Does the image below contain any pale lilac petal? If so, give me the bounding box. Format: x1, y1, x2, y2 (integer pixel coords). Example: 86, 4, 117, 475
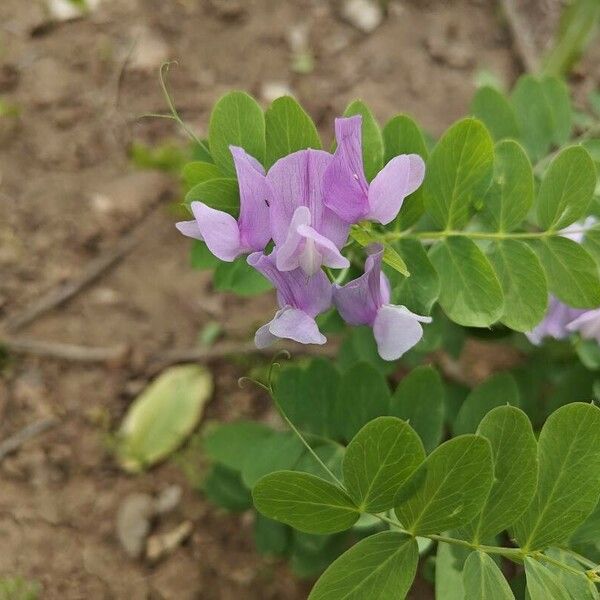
267, 149, 333, 245
560, 216, 598, 243
373, 305, 432, 361
255, 322, 277, 349
191, 201, 241, 262
406, 154, 426, 195
567, 308, 600, 343
267, 307, 326, 345
230, 146, 271, 251
333, 245, 386, 325
366, 155, 412, 225
297, 225, 350, 271
526, 296, 585, 344
276, 206, 312, 272
175, 219, 203, 240
247, 251, 332, 317
323, 116, 369, 224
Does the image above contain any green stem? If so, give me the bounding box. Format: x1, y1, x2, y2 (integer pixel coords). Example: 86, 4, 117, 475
382, 228, 590, 243
560, 548, 598, 570
533, 551, 588, 578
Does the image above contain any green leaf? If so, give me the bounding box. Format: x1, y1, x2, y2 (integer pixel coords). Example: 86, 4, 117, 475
537, 146, 596, 231
337, 362, 390, 442
308, 532, 418, 600
213, 256, 272, 296
571, 500, 600, 545
203, 464, 252, 511
182, 161, 222, 187
513, 402, 600, 550
424, 117, 494, 229
190, 240, 220, 270
294, 441, 345, 485
454, 373, 520, 436
383, 114, 429, 229
208, 91, 266, 177
265, 96, 322, 168
469, 406, 538, 542
394, 435, 493, 535
524, 558, 571, 600
203, 420, 272, 471
117, 365, 213, 472
275, 359, 342, 439
391, 239, 440, 315
241, 431, 305, 488
480, 140, 534, 232
254, 514, 291, 557
343, 100, 384, 182
337, 326, 396, 377
470, 86, 520, 142
290, 531, 348, 579
463, 551, 515, 599
429, 236, 504, 327
342, 417, 425, 512
185, 177, 240, 216
488, 240, 548, 332
531, 236, 600, 308
541, 77, 572, 146
511, 75, 554, 162
545, 548, 600, 600
350, 227, 409, 276
389, 365, 445, 453
253, 471, 359, 534
435, 542, 470, 600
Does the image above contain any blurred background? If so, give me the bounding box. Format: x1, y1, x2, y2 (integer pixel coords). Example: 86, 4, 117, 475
0, 0, 598, 598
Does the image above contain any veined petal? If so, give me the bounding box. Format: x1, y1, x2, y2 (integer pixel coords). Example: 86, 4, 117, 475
230, 146, 271, 252
267, 306, 327, 346
175, 219, 203, 240
373, 304, 431, 361
333, 245, 386, 325
323, 115, 369, 224
297, 225, 350, 271
254, 321, 278, 349
367, 154, 424, 225
267, 149, 333, 245
567, 308, 600, 342
247, 251, 332, 317
276, 206, 312, 272
191, 201, 241, 261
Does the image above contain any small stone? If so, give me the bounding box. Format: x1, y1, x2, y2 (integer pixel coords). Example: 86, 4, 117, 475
260, 81, 294, 103
340, 0, 384, 34
45, 0, 101, 21
146, 521, 193, 563
154, 485, 182, 515
116, 493, 155, 558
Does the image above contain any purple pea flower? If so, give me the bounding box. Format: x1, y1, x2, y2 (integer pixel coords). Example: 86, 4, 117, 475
247, 250, 332, 347
176, 146, 271, 261
333, 245, 431, 360
567, 309, 600, 343
268, 149, 350, 276
526, 296, 585, 345
323, 116, 425, 225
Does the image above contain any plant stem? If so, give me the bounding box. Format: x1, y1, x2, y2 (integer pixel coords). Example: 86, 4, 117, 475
382, 228, 591, 243
533, 551, 589, 577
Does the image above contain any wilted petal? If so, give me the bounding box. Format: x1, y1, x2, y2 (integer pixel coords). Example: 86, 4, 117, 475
567, 308, 600, 343
175, 219, 203, 240
323, 116, 369, 224
268, 149, 333, 245
247, 251, 332, 317
373, 305, 431, 361
230, 146, 271, 251
190, 201, 241, 261
333, 245, 386, 325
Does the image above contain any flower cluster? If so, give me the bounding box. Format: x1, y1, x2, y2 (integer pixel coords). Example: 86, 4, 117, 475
176, 115, 429, 360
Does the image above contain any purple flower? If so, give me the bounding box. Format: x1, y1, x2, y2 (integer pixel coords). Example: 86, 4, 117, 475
567, 309, 600, 343
247, 250, 332, 347
333, 245, 431, 360
323, 116, 425, 225
526, 296, 585, 345
268, 149, 350, 276
176, 146, 271, 261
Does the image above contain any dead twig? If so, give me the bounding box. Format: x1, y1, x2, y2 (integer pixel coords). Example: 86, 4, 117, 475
499, 0, 540, 73
0, 417, 58, 462
2, 336, 128, 364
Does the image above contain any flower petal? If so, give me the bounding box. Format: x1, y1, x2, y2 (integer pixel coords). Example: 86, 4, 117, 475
367, 155, 414, 225
526, 296, 585, 344
276, 206, 312, 272
297, 225, 350, 271
407, 154, 426, 195
267, 149, 334, 245
254, 321, 278, 349
191, 201, 241, 261
567, 308, 600, 342
323, 116, 369, 224
373, 304, 431, 361
230, 146, 271, 252
247, 251, 332, 316
175, 219, 203, 240
268, 307, 326, 345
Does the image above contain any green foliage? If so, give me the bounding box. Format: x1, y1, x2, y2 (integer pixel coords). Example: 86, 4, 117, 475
470, 86, 520, 142
524, 557, 571, 600
462, 551, 515, 599
0, 577, 39, 600
185, 178, 239, 215
213, 256, 272, 296
116, 365, 213, 472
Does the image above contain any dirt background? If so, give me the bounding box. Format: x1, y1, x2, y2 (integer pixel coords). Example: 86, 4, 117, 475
0, 0, 597, 598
